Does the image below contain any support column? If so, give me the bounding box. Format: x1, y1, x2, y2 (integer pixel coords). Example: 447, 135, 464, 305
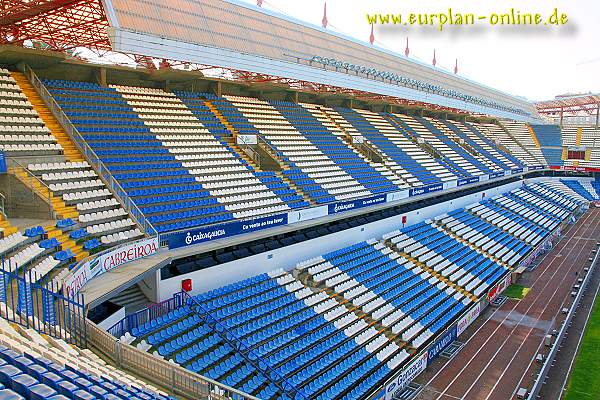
95, 67, 107, 87
559, 107, 564, 129
596, 102, 599, 128
212, 81, 222, 97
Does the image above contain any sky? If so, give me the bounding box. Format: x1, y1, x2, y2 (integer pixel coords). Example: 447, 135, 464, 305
237, 0, 600, 102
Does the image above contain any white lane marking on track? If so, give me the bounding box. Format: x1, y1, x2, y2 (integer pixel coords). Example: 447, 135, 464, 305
429, 211, 595, 400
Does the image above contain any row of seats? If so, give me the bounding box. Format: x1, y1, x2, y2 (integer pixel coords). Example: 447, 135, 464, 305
0, 72, 62, 157
0, 315, 171, 400
124, 180, 587, 399
129, 270, 404, 400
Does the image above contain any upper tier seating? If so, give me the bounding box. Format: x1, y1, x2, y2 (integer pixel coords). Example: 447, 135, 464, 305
45, 80, 306, 234
0, 317, 172, 400
388, 114, 490, 177
0, 69, 62, 156
221, 95, 387, 203
561, 126, 600, 168
500, 121, 548, 165
298, 103, 409, 189
441, 119, 524, 170
530, 124, 562, 148
334, 107, 456, 185
562, 126, 600, 148
473, 122, 541, 166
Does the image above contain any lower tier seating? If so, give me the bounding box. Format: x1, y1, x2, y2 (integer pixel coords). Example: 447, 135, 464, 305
124, 181, 587, 400
0, 317, 171, 400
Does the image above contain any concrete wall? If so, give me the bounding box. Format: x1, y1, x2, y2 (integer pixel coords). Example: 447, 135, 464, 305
158, 179, 534, 301
0, 174, 53, 219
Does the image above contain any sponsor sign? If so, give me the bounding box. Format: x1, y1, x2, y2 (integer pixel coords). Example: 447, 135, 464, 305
457, 302, 481, 336
487, 273, 512, 302
386, 190, 410, 203
478, 174, 489, 182
385, 352, 428, 400
287, 205, 328, 224
489, 171, 505, 179
427, 326, 457, 365
409, 183, 444, 197
457, 177, 479, 186
168, 213, 288, 249
327, 194, 386, 215
64, 237, 159, 296
512, 167, 524, 174
236, 134, 257, 145
443, 181, 457, 190
550, 165, 600, 173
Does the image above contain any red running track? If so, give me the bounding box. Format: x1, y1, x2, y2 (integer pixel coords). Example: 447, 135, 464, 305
419, 208, 600, 400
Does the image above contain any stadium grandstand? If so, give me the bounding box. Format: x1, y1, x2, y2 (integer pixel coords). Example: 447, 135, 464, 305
0, 1, 598, 400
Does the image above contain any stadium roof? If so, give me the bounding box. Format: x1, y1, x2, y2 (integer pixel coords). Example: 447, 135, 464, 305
534, 93, 600, 115
1, 0, 539, 121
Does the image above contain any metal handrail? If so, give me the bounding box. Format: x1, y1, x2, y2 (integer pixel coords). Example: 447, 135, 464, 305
236, 136, 261, 168
7, 157, 53, 217
85, 317, 260, 400
23, 65, 158, 239
0, 191, 5, 216
183, 292, 308, 400
257, 134, 280, 159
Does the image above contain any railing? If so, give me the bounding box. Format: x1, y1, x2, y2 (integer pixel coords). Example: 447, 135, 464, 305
257, 134, 281, 161
236, 136, 262, 169
183, 292, 308, 400
86, 317, 259, 400
108, 292, 185, 338
0, 192, 5, 216
6, 157, 53, 219
23, 65, 158, 239
527, 238, 600, 399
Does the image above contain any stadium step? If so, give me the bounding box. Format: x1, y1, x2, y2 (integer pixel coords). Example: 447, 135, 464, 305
432, 219, 511, 271
110, 284, 151, 314
46, 227, 89, 261
384, 241, 478, 302
204, 100, 237, 137
0, 215, 18, 237
11, 166, 80, 220
11, 72, 85, 162
275, 171, 313, 205
576, 127, 583, 146
221, 136, 260, 169
497, 122, 541, 162
526, 124, 542, 148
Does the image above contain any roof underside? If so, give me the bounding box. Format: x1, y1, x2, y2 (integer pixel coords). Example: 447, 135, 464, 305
535, 94, 600, 115
0, 0, 535, 120
0, 0, 110, 51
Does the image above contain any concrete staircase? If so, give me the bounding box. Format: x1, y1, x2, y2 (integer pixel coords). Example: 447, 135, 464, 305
10, 166, 79, 220
46, 226, 88, 262
110, 284, 151, 314
526, 124, 542, 149
205, 100, 237, 137
0, 214, 18, 237
576, 127, 582, 146
11, 72, 84, 162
